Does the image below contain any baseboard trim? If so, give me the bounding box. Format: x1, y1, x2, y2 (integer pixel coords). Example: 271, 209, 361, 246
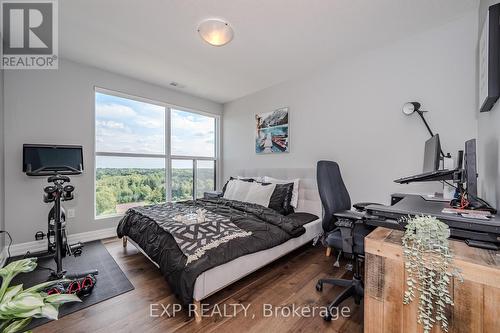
8, 227, 117, 258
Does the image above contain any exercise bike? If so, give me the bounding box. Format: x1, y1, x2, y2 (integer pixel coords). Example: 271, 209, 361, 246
32, 175, 98, 279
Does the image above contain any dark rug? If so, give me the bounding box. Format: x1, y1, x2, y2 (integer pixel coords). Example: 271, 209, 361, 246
7, 240, 134, 330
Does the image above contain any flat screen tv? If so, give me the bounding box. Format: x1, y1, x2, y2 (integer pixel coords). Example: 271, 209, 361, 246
23, 144, 84, 176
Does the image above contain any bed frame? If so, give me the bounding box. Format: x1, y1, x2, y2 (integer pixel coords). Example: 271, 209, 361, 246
122, 168, 322, 322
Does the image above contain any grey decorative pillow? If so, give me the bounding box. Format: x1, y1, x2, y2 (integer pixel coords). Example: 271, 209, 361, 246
264, 182, 295, 215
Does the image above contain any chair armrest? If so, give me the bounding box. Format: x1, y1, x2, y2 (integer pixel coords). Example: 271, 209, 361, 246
334, 210, 365, 221
332, 210, 365, 254
353, 202, 383, 211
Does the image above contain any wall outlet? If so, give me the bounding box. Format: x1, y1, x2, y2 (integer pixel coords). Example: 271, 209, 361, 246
67, 209, 76, 219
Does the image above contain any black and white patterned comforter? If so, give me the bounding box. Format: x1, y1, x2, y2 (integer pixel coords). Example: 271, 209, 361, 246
116, 198, 311, 305
128, 203, 252, 265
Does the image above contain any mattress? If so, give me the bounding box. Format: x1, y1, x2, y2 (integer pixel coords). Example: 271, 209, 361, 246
192, 217, 322, 300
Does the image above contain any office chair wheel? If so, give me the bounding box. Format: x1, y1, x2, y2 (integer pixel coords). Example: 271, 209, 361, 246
316, 281, 323, 292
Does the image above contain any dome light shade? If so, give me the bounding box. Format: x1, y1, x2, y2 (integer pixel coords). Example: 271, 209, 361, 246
198, 19, 233, 46
402, 102, 420, 115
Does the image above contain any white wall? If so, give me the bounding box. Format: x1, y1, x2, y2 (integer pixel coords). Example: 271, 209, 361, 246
0, 68, 4, 250
223, 11, 478, 207
478, 0, 500, 209
3, 59, 222, 244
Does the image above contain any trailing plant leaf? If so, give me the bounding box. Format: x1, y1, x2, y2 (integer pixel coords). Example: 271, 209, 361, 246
402, 215, 462, 333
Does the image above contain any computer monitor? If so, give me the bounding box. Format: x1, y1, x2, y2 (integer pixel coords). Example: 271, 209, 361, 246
422, 134, 441, 173
23, 144, 84, 176
464, 139, 478, 204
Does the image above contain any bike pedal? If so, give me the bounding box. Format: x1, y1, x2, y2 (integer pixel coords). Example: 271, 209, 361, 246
35, 231, 45, 241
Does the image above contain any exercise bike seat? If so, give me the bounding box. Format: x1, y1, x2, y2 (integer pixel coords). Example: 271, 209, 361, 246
48, 175, 71, 183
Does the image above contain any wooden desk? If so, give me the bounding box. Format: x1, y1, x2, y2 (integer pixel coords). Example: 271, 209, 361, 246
364, 227, 500, 333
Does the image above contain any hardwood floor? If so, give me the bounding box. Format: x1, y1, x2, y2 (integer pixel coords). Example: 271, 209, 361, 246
35, 238, 363, 333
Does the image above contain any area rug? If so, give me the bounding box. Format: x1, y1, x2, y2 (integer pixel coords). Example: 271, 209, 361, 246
7, 240, 134, 329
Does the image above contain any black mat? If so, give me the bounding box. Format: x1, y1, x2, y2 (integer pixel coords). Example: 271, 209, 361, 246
8, 240, 134, 329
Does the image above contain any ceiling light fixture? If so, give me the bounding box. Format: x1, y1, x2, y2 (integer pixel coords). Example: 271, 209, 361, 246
197, 19, 233, 47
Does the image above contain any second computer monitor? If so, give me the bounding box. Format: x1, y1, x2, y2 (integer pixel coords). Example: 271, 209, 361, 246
423, 134, 441, 173
464, 138, 478, 200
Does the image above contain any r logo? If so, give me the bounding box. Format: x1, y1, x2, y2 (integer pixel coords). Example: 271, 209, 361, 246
1, 0, 57, 68
2, 2, 53, 54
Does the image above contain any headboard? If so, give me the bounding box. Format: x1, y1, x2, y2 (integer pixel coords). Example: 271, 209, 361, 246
236, 168, 323, 218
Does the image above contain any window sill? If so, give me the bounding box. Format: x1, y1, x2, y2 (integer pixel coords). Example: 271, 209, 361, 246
95, 213, 124, 221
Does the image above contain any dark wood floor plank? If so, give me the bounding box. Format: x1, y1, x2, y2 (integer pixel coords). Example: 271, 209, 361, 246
34, 238, 363, 333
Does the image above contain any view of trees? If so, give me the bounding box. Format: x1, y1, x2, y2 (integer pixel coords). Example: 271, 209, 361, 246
95, 168, 214, 217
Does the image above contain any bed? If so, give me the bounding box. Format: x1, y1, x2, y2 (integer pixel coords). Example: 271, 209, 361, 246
117, 168, 322, 320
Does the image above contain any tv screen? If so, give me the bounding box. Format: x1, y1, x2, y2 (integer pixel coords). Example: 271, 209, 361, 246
23, 144, 84, 176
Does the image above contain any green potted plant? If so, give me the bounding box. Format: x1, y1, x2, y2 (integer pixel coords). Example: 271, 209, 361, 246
0, 258, 81, 333
402, 215, 462, 333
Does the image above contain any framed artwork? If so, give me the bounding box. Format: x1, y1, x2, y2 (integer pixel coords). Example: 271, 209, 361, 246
479, 3, 500, 112
255, 107, 289, 154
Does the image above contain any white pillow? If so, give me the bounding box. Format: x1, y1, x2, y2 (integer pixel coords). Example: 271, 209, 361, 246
244, 182, 276, 207
263, 176, 300, 208
223, 179, 253, 202
237, 175, 263, 182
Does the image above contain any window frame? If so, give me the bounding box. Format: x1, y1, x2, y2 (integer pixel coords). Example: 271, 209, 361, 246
93, 87, 220, 219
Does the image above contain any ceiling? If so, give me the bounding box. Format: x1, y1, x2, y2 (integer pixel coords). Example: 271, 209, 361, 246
60, 0, 478, 103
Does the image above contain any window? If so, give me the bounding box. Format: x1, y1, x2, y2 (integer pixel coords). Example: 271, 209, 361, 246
95, 89, 218, 218
170, 109, 217, 201
171, 109, 215, 157
196, 160, 215, 199
95, 92, 165, 154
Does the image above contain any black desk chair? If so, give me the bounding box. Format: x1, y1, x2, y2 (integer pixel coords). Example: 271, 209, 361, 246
315, 160, 379, 321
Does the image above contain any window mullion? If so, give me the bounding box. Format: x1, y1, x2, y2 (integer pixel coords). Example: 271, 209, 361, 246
96, 152, 166, 159
193, 159, 197, 199
214, 159, 217, 192
216, 116, 220, 190
170, 155, 215, 161
166, 107, 172, 202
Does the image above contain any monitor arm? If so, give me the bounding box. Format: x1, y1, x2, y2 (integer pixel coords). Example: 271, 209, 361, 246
416, 110, 446, 158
